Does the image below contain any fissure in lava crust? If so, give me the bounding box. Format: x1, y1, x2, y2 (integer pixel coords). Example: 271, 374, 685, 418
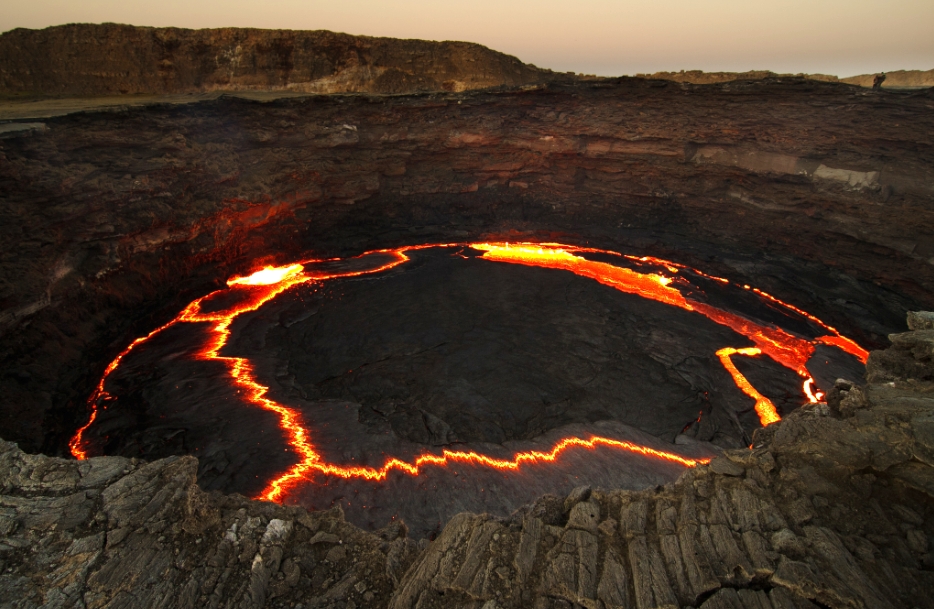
69, 242, 869, 506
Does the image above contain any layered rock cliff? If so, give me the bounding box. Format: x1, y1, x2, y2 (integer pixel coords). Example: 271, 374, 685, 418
0, 23, 555, 97
2, 311, 932, 608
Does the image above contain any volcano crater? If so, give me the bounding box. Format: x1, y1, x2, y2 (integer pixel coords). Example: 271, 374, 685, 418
75, 244, 867, 537
3, 78, 933, 542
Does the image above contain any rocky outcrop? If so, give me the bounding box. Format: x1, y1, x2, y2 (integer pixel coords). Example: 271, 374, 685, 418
3, 312, 933, 608
866, 311, 934, 384
0, 23, 555, 97
841, 69, 934, 89
392, 312, 934, 608
636, 69, 934, 89
635, 70, 840, 85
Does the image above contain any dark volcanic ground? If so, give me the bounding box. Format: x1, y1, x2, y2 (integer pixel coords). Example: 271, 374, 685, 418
80, 246, 864, 536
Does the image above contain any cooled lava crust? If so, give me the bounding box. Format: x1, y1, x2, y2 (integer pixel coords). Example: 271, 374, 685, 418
1, 78, 933, 534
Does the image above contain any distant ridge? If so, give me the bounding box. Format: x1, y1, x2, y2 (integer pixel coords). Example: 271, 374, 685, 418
840, 69, 934, 89
0, 23, 556, 97
637, 69, 934, 88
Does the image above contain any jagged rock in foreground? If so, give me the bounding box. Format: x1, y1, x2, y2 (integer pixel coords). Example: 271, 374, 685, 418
841, 69, 934, 89
393, 313, 934, 609
2, 313, 934, 608
0, 445, 423, 608
0, 23, 554, 98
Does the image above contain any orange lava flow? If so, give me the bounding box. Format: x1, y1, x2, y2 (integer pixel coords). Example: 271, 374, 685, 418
620, 253, 868, 365
226, 263, 304, 286
472, 243, 693, 310
70, 241, 869, 504
715, 348, 781, 426
803, 378, 825, 404
815, 335, 869, 363
690, 303, 815, 376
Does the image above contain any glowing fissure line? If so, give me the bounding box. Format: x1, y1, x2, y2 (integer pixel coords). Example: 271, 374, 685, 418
261, 436, 708, 503
69, 318, 181, 460
715, 348, 781, 426
814, 335, 869, 363
69, 251, 411, 462
472, 243, 692, 310
227, 263, 303, 286
70, 241, 867, 505
561, 246, 866, 365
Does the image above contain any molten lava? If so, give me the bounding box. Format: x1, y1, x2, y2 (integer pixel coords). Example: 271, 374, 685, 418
71, 242, 868, 506
226, 263, 304, 286
715, 348, 781, 426
472, 243, 691, 310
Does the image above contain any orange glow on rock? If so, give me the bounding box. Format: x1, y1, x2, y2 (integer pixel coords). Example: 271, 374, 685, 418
68, 318, 181, 460
70, 241, 868, 506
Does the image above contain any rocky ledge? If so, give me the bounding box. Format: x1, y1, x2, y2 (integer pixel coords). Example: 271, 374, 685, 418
1, 311, 932, 609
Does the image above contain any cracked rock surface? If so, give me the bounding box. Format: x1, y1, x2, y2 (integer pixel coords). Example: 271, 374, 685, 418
2, 311, 934, 608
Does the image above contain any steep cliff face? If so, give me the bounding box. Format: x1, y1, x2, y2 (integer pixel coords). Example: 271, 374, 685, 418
0, 23, 555, 97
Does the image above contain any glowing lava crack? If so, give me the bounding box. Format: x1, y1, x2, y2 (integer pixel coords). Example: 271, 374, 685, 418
70, 243, 869, 504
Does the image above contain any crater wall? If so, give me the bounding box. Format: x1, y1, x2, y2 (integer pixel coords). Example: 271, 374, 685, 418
1, 78, 933, 459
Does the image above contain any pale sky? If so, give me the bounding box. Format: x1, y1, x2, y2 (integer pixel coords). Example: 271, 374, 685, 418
2, 0, 931, 78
